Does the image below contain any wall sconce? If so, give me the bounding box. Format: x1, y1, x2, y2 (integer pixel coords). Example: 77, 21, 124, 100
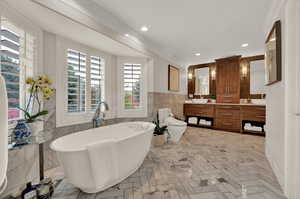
188, 73, 193, 80
211, 70, 216, 80
241, 66, 247, 78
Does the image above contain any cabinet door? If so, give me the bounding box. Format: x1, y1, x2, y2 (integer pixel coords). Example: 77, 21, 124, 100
216, 57, 241, 103
216, 64, 227, 98
227, 62, 240, 102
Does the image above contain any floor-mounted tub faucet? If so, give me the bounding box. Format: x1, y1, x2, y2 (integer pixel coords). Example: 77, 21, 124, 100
93, 101, 109, 128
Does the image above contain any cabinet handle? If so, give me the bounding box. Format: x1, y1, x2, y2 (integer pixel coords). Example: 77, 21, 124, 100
256, 116, 265, 118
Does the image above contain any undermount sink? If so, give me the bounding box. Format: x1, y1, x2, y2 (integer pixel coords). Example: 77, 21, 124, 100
192, 99, 208, 104
251, 99, 266, 105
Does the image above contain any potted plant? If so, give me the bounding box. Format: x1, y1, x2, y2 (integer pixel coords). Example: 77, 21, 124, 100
210, 95, 216, 103
18, 75, 54, 136
152, 119, 168, 146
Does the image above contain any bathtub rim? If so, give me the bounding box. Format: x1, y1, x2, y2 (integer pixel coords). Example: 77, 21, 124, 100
50, 121, 155, 153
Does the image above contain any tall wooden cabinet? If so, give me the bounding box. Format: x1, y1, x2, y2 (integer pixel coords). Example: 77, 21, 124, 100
216, 56, 241, 103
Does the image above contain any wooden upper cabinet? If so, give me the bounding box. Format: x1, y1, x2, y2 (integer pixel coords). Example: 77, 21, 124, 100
216, 56, 241, 103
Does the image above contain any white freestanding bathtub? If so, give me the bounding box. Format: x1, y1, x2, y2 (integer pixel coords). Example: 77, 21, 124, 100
50, 122, 155, 193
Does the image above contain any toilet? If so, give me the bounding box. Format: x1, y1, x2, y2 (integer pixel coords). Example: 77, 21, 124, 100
158, 108, 187, 143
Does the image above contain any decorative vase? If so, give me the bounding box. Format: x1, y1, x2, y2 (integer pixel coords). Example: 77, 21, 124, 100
152, 134, 166, 147
12, 120, 32, 146
27, 121, 44, 136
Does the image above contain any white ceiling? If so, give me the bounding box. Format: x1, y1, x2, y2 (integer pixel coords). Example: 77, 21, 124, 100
92, 0, 274, 65
6, 0, 145, 57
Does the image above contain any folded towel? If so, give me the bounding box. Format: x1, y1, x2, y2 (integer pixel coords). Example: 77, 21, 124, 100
245, 126, 262, 131
87, 139, 118, 187
188, 117, 197, 124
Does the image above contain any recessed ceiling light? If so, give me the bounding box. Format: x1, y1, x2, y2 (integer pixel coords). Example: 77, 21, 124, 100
241, 43, 249, 47
125, 34, 129, 37
141, 26, 149, 32
195, 53, 201, 56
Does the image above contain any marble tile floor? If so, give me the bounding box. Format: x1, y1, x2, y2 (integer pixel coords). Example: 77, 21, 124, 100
50, 127, 287, 199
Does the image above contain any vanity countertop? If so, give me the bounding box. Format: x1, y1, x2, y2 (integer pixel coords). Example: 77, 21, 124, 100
184, 102, 266, 106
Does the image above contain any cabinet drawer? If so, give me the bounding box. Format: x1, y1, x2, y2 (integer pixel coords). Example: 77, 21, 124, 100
241, 106, 266, 122
215, 105, 240, 110
217, 95, 240, 104
241, 113, 265, 122
215, 118, 240, 131
216, 109, 240, 119
184, 104, 214, 117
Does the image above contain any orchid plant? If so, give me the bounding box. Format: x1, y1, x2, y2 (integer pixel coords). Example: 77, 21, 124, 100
19, 75, 55, 123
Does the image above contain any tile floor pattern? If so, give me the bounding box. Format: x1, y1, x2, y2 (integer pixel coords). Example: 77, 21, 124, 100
51, 127, 287, 199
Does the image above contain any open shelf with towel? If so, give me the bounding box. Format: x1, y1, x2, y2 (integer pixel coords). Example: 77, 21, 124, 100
184, 103, 266, 135
187, 116, 214, 128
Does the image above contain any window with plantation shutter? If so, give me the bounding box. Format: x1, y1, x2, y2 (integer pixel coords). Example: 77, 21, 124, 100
123, 63, 141, 109
0, 17, 35, 125
90, 56, 104, 111
67, 49, 86, 112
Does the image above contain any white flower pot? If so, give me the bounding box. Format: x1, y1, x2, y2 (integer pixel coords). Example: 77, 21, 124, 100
27, 121, 44, 136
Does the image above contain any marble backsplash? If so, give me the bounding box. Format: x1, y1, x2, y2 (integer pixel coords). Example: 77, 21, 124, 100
152, 92, 186, 120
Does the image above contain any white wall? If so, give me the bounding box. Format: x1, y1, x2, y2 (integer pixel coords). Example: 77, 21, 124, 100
265, 0, 286, 190
153, 55, 187, 95
265, 1, 300, 199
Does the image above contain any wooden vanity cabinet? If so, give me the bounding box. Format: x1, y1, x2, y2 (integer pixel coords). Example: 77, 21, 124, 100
216, 56, 241, 104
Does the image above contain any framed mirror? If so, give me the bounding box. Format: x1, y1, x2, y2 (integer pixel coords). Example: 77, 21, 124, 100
265, 20, 282, 85
250, 60, 266, 95
194, 67, 209, 95
187, 63, 216, 98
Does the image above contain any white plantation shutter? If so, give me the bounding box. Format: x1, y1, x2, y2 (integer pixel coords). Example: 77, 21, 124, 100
0, 17, 35, 124
67, 49, 86, 112
90, 56, 104, 111
123, 63, 141, 109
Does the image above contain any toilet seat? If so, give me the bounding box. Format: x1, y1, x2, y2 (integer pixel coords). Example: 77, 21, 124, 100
166, 117, 186, 126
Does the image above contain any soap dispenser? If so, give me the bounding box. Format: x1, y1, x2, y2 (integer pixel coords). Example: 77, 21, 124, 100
21, 182, 38, 199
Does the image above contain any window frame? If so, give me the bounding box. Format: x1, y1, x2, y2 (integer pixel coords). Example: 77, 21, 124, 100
0, 2, 43, 129
56, 36, 109, 127
117, 57, 148, 118
66, 48, 87, 113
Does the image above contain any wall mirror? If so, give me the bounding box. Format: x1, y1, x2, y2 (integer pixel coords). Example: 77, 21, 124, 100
194, 67, 209, 95
250, 60, 266, 95
188, 63, 216, 98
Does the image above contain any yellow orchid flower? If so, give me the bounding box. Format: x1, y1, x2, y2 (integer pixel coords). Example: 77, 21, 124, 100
26, 77, 35, 85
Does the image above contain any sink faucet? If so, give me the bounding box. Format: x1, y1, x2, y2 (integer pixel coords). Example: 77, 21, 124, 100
93, 101, 109, 128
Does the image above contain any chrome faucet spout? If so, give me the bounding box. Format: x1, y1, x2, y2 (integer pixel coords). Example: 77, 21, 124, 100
93, 101, 109, 128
